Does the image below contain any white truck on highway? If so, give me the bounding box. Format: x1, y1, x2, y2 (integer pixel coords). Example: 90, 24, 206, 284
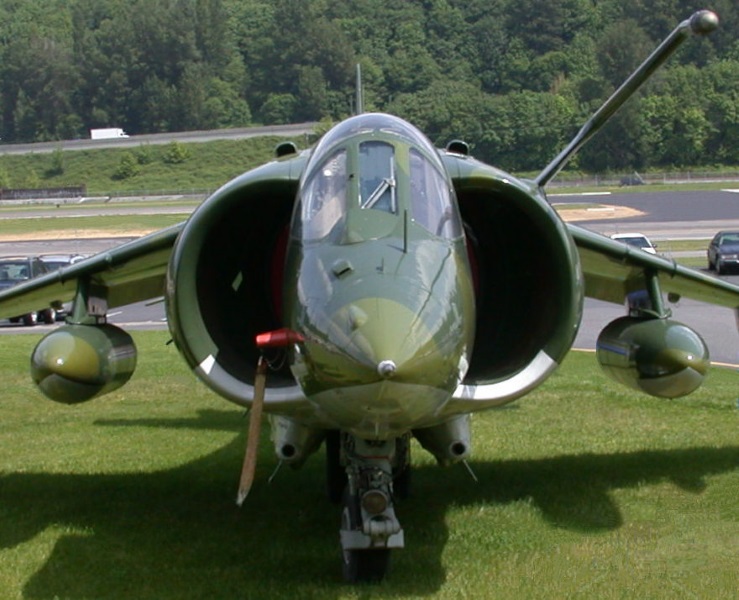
90, 128, 129, 140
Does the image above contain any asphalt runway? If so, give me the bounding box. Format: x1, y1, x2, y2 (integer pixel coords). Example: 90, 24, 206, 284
566, 188, 739, 364
553, 189, 739, 224
553, 188, 739, 239
574, 296, 739, 367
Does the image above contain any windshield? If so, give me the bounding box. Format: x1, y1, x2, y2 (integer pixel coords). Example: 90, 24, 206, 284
719, 233, 739, 246
41, 261, 67, 271
0, 261, 31, 281
300, 149, 347, 241
295, 113, 463, 243
409, 148, 461, 238
625, 237, 649, 248
359, 141, 396, 213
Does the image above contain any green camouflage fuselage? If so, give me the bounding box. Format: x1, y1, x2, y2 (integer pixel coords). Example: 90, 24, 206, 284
283, 115, 475, 438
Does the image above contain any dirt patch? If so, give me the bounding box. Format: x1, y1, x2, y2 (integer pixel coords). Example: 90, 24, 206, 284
556, 205, 644, 221
0, 229, 155, 242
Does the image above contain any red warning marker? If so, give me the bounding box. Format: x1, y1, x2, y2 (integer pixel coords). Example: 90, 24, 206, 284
255, 328, 305, 348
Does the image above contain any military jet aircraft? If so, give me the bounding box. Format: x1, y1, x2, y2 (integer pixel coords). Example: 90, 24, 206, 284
0, 9, 736, 583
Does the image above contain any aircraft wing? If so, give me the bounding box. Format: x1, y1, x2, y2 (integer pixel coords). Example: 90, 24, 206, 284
570, 223, 739, 310
0, 223, 182, 319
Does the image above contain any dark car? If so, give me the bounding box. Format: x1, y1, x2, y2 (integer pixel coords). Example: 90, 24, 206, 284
0, 256, 55, 325
707, 231, 739, 275
39, 253, 86, 271
38, 254, 86, 320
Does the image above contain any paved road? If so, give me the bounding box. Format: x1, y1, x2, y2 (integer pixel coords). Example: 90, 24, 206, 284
559, 189, 739, 364
0, 122, 318, 155
574, 295, 739, 367
554, 189, 739, 240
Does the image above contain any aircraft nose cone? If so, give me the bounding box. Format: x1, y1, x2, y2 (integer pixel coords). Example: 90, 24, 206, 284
335, 297, 462, 389
377, 360, 397, 379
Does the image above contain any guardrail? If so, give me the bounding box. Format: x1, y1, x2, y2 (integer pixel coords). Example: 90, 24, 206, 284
549, 171, 739, 187
0, 186, 86, 201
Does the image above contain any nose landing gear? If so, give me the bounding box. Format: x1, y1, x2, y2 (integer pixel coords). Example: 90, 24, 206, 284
334, 434, 408, 582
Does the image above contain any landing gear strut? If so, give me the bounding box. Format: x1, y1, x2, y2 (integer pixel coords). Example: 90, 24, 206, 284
341, 488, 391, 582
335, 434, 407, 583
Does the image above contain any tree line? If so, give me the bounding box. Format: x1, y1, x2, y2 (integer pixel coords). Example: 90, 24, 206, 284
1, 0, 737, 173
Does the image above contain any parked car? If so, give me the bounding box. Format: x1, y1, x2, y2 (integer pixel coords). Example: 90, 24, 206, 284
38, 254, 86, 320
39, 253, 86, 271
707, 230, 739, 274
610, 232, 657, 255
619, 172, 644, 186
0, 256, 55, 325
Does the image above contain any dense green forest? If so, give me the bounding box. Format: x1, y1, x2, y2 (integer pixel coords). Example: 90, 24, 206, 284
0, 0, 737, 172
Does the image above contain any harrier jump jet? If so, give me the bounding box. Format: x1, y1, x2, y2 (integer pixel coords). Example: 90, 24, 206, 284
0, 9, 735, 583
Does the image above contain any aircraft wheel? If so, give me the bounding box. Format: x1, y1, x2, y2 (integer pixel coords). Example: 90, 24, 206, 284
325, 430, 346, 504
394, 464, 411, 500
340, 490, 390, 583
393, 435, 411, 500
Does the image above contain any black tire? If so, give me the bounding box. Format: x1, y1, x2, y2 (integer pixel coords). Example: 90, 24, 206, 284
393, 464, 411, 500
40, 308, 55, 324
22, 312, 37, 327
342, 547, 391, 583
393, 436, 411, 500
325, 431, 347, 504
716, 261, 723, 275
341, 489, 391, 583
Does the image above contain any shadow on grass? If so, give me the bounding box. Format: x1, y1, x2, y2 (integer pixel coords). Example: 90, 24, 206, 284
1, 409, 737, 598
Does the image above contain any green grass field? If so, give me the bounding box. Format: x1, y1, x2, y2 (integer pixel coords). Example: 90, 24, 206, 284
0, 331, 737, 599
0, 214, 187, 240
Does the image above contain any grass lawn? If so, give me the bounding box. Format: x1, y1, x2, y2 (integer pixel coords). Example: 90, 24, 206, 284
0, 214, 187, 240
656, 240, 709, 253
0, 331, 737, 599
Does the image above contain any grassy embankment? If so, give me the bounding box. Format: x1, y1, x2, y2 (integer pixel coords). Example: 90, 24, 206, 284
0, 135, 307, 196
1, 136, 735, 197
0, 332, 736, 599
0, 137, 295, 240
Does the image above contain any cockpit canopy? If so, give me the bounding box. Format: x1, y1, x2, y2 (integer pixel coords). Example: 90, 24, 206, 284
295, 113, 463, 243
